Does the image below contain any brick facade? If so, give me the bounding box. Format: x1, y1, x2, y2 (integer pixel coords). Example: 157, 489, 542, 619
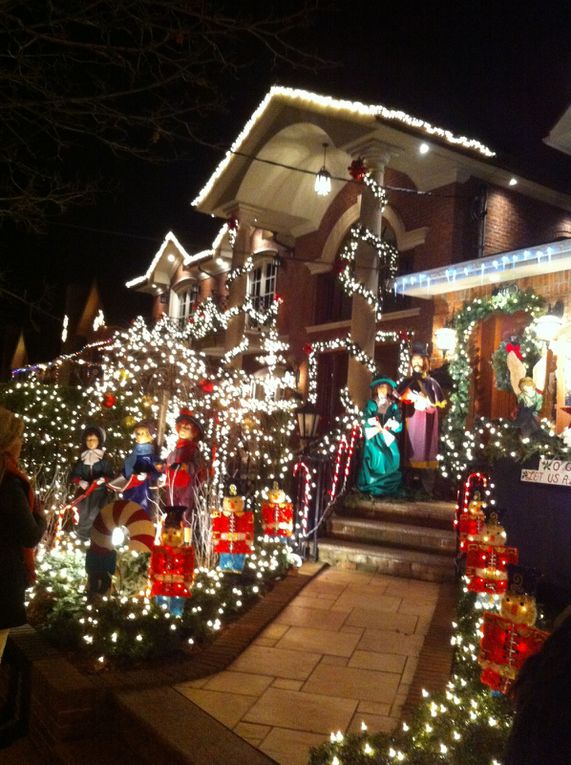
144, 155, 571, 422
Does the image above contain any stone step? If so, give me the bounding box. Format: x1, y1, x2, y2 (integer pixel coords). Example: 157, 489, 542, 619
328, 516, 457, 556
317, 538, 456, 583
52, 737, 131, 765
340, 494, 456, 530
113, 685, 278, 765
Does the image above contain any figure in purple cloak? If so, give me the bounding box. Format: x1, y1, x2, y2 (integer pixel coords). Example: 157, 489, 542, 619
396, 342, 445, 495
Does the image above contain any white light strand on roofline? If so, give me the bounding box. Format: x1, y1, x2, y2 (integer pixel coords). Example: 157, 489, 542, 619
125, 230, 192, 288
191, 86, 496, 208
126, 224, 235, 290
393, 241, 571, 296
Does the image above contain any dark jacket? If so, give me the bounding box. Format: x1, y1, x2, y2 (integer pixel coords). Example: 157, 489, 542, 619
0, 473, 46, 629
70, 454, 114, 485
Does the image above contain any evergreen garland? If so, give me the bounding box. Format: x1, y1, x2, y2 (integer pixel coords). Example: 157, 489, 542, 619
439, 289, 546, 480
28, 536, 292, 667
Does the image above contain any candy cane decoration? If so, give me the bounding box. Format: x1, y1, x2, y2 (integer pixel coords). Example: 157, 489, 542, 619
293, 459, 312, 540
329, 424, 361, 502
90, 500, 155, 553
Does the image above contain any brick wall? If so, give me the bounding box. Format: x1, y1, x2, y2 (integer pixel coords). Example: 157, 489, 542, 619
485, 187, 571, 256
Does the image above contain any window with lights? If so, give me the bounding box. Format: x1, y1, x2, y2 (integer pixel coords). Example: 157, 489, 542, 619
247, 256, 278, 327
170, 281, 200, 326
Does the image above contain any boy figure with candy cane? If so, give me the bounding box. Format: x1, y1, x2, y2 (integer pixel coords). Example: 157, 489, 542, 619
121, 420, 161, 518
163, 410, 204, 528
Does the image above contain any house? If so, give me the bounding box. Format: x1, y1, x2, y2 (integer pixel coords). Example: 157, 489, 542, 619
127, 87, 571, 432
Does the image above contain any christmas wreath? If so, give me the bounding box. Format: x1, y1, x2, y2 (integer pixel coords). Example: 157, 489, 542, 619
490, 328, 543, 392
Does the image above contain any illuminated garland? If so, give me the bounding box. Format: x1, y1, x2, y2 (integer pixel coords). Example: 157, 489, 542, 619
362, 173, 389, 208
307, 331, 412, 404
338, 224, 398, 321
182, 270, 281, 341
12, 338, 109, 378
439, 289, 546, 481
28, 536, 292, 666
192, 85, 495, 208
225, 256, 254, 286
186, 296, 233, 339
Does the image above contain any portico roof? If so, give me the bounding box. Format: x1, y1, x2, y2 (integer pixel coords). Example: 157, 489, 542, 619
191, 86, 571, 238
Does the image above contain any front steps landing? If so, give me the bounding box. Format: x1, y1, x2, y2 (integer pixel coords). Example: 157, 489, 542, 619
320, 493, 457, 583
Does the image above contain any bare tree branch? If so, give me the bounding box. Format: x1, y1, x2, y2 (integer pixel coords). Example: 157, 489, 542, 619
0, 0, 329, 229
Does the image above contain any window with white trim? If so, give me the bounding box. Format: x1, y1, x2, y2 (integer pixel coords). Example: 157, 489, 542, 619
247, 256, 277, 325
172, 282, 200, 325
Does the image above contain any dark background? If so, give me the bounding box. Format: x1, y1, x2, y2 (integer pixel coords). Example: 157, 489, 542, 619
2, 1, 571, 363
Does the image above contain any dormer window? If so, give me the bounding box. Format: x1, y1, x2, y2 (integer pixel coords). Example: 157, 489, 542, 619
171, 281, 200, 325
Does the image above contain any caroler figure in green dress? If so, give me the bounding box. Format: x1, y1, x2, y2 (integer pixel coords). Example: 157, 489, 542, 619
356, 376, 403, 496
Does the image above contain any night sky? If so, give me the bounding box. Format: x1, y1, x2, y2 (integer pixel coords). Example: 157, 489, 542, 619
2, 1, 570, 363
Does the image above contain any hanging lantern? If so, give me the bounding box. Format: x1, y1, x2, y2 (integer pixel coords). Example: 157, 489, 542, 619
314, 142, 332, 197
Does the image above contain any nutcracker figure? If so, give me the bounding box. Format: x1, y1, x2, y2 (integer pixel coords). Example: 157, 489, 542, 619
211, 485, 254, 573
149, 507, 195, 617
457, 491, 487, 553
465, 538, 519, 594
479, 566, 548, 694
261, 482, 294, 540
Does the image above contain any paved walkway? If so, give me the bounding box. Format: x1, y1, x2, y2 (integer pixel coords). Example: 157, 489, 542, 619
175, 565, 442, 765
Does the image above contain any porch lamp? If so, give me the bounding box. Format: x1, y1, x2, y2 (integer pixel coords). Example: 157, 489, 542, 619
296, 401, 321, 448
533, 312, 563, 343
434, 326, 457, 357
314, 143, 332, 197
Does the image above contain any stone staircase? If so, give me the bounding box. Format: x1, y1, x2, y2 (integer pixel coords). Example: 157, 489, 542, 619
318, 493, 457, 582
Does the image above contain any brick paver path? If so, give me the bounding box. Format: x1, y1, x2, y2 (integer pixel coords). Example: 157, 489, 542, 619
175, 565, 443, 765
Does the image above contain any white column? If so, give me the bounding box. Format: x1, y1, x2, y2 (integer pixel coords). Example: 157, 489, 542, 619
224, 207, 254, 368
347, 144, 392, 407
